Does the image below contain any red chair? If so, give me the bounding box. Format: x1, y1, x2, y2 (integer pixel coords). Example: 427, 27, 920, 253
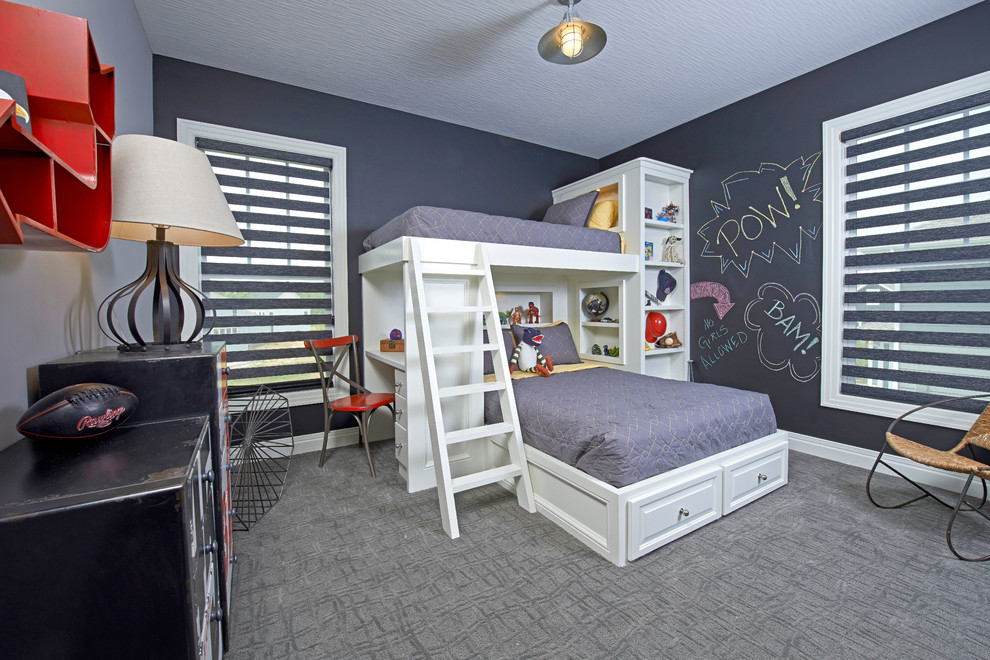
304, 336, 395, 477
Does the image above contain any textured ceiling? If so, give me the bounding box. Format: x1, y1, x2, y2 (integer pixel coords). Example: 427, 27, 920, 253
132, 0, 981, 158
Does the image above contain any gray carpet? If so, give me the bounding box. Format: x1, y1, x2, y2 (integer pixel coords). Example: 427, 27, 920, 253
225, 443, 989, 659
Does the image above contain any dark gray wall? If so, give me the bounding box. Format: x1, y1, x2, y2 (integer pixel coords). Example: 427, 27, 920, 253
153, 57, 597, 434
602, 1, 990, 451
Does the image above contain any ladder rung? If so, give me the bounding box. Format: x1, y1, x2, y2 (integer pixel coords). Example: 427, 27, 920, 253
451, 465, 524, 493
432, 342, 500, 355
425, 305, 494, 315
419, 263, 486, 276
444, 422, 515, 446
439, 381, 505, 398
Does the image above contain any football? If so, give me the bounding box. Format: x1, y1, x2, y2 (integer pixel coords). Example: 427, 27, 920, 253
16, 383, 138, 440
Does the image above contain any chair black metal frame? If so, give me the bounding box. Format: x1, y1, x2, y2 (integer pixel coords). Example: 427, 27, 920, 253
866, 392, 990, 561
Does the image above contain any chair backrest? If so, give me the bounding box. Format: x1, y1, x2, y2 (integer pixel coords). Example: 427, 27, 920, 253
304, 335, 368, 405
963, 401, 990, 451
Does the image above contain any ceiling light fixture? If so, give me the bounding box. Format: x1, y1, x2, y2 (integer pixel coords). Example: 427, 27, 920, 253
538, 0, 606, 65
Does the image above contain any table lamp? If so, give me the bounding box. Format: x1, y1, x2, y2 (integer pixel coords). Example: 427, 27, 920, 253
99, 134, 244, 351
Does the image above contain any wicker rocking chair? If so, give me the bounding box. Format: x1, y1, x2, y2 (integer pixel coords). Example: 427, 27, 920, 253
866, 393, 990, 561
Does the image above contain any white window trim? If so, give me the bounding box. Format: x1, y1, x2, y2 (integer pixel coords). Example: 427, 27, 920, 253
176, 118, 348, 407
821, 71, 990, 431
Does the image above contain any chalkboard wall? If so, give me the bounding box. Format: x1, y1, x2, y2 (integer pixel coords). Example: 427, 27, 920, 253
602, 2, 990, 451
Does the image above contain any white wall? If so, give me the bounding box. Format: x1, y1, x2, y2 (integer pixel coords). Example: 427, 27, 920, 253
0, 0, 153, 449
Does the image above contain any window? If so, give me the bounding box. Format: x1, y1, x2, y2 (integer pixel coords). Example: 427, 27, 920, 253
822, 72, 990, 430
177, 120, 348, 405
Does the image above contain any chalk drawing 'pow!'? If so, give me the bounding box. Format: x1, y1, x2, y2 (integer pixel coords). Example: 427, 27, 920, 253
697, 154, 822, 278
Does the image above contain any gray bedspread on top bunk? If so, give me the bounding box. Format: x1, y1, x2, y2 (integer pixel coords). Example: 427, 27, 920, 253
485, 368, 777, 488
362, 206, 622, 253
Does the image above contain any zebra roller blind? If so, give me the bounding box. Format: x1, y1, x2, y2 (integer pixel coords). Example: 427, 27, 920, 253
196, 137, 334, 393
837, 87, 990, 414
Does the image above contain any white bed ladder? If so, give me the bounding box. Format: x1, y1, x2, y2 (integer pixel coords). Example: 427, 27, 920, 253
408, 241, 536, 539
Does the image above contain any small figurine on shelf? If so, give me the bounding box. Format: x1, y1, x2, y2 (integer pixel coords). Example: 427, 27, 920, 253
510, 306, 523, 325
662, 235, 684, 264
644, 241, 653, 261
591, 344, 602, 355
644, 207, 653, 220
608, 346, 620, 357
526, 301, 540, 324
499, 311, 510, 326
389, 328, 402, 340
659, 202, 679, 223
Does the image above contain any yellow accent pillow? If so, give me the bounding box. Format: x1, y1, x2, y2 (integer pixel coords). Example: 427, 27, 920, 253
587, 200, 618, 230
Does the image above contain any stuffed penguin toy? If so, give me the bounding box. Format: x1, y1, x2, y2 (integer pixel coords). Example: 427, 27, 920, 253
509, 327, 554, 377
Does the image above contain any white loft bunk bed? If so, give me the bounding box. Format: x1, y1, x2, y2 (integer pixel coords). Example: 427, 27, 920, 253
359, 162, 787, 566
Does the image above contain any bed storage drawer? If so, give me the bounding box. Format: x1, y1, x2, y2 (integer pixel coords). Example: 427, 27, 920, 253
627, 466, 722, 561
722, 440, 788, 513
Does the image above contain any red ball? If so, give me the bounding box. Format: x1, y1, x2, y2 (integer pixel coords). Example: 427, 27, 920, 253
17, 383, 138, 440
645, 312, 668, 343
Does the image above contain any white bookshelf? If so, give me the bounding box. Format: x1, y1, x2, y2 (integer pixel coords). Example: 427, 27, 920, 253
552, 158, 693, 379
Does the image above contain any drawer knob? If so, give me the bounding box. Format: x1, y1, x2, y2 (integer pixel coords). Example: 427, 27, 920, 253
395, 442, 404, 450
758, 473, 768, 483
679, 508, 689, 517
395, 409, 404, 421
395, 381, 404, 394
202, 541, 218, 555
203, 470, 215, 484
210, 607, 224, 622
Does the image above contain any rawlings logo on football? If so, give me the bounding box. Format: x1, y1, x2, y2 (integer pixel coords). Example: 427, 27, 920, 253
77, 406, 127, 431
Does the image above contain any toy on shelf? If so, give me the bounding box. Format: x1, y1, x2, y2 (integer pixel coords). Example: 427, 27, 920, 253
526, 301, 540, 324
644, 241, 653, 261
659, 202, 679, 223
644, 207, 653, 219
381, 329, 404, 352
510, 306, 523, 325
591, 344, 602, 355
661, 235, 684, 264
0, 1, 115, 251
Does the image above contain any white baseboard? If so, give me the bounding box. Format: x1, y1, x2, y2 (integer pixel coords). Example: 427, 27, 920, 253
293, 428, 359, 456
785, 429, 983, 496
292, 424, 393, 457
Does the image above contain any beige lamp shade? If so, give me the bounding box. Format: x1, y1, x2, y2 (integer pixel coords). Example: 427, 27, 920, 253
110, 134, 244, 247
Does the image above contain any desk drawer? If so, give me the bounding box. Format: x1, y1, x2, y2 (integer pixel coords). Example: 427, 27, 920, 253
627, 466, 721, 561
394, 422, 408, 467
723, 440, 788, 513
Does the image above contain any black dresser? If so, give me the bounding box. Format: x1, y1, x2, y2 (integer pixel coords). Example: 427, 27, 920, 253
0, 417, 222, 659
35, 342, 235, 648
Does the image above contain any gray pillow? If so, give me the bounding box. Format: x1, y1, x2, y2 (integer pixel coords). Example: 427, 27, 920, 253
483, 328, 516, 374
542, 190, 599, 227
510, 322, 582, 365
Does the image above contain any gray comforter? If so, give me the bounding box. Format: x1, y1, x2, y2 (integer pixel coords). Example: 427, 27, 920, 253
486, 368, 777, 488
362, 206, 622, 253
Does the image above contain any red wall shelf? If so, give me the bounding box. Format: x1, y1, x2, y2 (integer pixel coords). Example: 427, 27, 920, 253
0, 1, 114, 251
